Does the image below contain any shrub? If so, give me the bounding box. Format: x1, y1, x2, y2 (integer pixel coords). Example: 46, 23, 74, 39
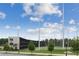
28, 41, 35, 54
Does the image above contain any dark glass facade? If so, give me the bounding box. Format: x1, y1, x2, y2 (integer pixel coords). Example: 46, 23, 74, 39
19, 37, 38, 49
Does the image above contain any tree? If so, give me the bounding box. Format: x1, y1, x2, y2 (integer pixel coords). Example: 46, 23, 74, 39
45, 39, 48, 46
28, 41, 35, 54
9, 47, 14, 51
3, 44, 10, 53
48, 39, 54, 55
0, 38, 8, 46
71, 38, 79, 55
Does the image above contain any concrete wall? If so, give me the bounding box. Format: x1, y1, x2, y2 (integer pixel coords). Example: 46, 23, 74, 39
8, 37, 20, 49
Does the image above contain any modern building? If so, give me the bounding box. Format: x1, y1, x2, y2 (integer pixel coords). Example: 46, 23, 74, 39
8, 37, 38, 50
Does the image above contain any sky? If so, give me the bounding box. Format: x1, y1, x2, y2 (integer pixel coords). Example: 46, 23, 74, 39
0, 3, 79, 40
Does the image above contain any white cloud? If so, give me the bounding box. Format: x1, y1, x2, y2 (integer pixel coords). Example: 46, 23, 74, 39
5, 25, 21, 30
5, 25, 11, 29
66, 26, 77, 33
0, 12, 6, 19
22, 3, 62, 18
27, 28, 49, 34
64, 26, 78, 39
30, 17, 43, 22
21, 3, 63, 40
23, 3, 35, 15
69, 19, 76, 25
26, 28, 62, 40
35, 4, 62, 17
43, 22, 63, 31
26, 22, 63, 40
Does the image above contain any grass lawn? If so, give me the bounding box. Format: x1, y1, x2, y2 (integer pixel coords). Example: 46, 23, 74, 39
0, 46, 76, 55
0, 46, 3, 51
20, 46, 72, 54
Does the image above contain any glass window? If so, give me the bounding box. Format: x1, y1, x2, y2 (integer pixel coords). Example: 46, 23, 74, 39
10, 38, 13, 41
10, 43, 13, 45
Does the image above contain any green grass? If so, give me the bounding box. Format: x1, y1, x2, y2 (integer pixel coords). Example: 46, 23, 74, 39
20, 47, 71, 54
0, 46, 75, 55
0, 46, 3, 51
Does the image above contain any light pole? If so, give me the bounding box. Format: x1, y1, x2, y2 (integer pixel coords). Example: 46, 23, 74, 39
16, 25, 21, 53
62, 3, 65, 48
38, 19, 41, 50
38, 22, 40, 50
65, 39, 68, 56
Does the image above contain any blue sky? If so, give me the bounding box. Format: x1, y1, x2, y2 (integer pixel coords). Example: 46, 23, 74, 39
0, 3, 79, 40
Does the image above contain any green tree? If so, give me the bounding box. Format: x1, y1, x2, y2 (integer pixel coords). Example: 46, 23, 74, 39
0, 38, 8, 46
48, 39, 54, 55
3, 44, 10, 53
28, 41, 35, 54
71, 38, 79, 55
45, 39, 48, 46
9, 47, 14, 51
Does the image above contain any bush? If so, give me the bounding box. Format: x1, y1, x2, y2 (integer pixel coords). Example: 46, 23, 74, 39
3, 44, 14, 51
9, 47, 14, 51
28, 41, 35, 54
3, 44, 10, 51
48, 39, 54, 55
71, 39, 79, 55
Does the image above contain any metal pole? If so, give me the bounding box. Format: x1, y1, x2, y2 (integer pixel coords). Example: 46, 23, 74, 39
16, 19, 20, 51
65, 39, 67, 56
38, 21, 40, 50
62, 3, 65, 48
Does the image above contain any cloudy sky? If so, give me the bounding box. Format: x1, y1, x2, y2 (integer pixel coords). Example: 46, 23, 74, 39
0, 3, 79, 40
